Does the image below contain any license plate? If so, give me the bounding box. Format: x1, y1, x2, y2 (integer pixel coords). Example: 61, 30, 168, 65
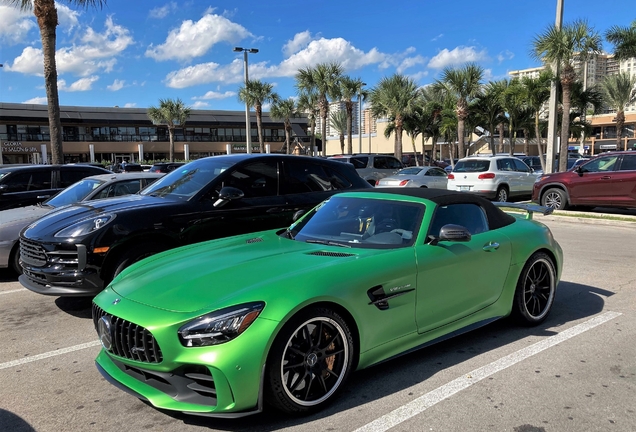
459, 186, 471, 191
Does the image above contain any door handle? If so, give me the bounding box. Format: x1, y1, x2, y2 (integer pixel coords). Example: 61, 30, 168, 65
37, 195, 51, 199
483, 242, 499, 252
600, 176, 611, 180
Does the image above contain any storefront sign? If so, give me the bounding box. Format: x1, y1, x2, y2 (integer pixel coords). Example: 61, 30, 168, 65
231, 144, 261, 152
2, 142, 39, 153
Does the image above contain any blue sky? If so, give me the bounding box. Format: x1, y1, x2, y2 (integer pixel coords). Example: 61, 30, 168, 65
0, 0, 633, 111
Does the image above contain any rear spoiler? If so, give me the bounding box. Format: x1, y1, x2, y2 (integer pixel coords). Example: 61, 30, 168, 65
493, 202, 554, 220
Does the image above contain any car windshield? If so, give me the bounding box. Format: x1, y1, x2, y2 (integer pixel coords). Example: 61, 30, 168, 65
453, 160, 490, 172
44, 178, 105, 208
397, 168, 423, 175
287, 196, 424, 249
140, 158, 230, 199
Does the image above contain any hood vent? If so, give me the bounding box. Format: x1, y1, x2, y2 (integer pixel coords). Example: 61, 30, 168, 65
245, 237, 263, 244
308, 251, 355, 258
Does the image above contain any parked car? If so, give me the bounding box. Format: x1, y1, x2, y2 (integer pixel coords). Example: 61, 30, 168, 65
19, 154, 372, 296
148, 162, 186, 173
0, 172, 163, 274
110, 162, 144, 173
376, 166, 448, 189
532, 151, 636, 210
447, 155, 537, 202
519, 156, 544, 174
92, 188, 562, 417
402, 154, 449, 168
328, 154, 403, 185
0, 164, 111, 211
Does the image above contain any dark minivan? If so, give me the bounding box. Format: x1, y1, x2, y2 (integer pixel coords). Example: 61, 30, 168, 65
0, 164, 111, 211
19, 154, 372, 297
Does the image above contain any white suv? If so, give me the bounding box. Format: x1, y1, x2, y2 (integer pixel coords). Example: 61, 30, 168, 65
328, 154, 403, 186
446, 155, 536, 202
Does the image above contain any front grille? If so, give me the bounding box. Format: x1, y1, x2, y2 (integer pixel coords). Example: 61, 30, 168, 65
20, 238, 47, 267
92, 303, 163, 363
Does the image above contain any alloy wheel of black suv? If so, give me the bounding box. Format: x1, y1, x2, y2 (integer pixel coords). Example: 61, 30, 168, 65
18, 154, 372, 297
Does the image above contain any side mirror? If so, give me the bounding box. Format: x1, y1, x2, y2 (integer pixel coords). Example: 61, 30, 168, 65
438, 224, 472, 242
0, 184, 6, 194
213, 186, 244, 208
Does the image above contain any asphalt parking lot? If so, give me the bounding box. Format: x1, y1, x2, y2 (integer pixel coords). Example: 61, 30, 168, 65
1, 215, 635, 432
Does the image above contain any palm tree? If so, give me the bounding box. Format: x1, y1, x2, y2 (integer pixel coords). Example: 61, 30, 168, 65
270, 98, 300, 154
338, 76, 365, 154
499, 79, 529, 156
329, 110, 348, 154
521, 71, 552, 171
600, 72, 636, 150
8, 0, 106, 164
297, 91, 320, 156
433, 63, 484, 159
606, 20, 636, 61
418, 86, 446, 163
532, 19, 602, 172
147, 98, 191, 162
369, 74, 419, 161
238, 80, 279, 154
295, 62, 343, 156
474, 82, 507, 156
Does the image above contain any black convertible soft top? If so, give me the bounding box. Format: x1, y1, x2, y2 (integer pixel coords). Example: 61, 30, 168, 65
356, 188, 516, 230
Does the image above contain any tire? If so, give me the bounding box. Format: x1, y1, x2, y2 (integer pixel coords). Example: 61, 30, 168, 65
265, 307, 355, 415
9, 244, 22, 275
495, 186, 509, 202
107, 242, 165, 283
512, 252, 557, 326
541, 188, 568, 210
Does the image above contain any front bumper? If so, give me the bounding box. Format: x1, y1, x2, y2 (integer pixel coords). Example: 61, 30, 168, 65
92, 290, 279, 416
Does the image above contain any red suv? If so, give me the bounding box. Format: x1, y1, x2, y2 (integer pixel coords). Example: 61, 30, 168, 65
532, 151, 636, 210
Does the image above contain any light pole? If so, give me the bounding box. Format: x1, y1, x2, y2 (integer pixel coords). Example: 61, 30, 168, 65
234, 47, 259, 154
358, 82, 366, 154
545, 0, 563, 173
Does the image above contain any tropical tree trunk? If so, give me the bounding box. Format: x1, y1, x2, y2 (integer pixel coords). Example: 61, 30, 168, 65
535, 114, 546, 172
395, 116, 404, 160
616, 111, 625, 150
339, 134, 345, 154
255, 103, 265, 153
508, 123, 515, 156
310, 121, 316, 156
457, 118, 465, 158
498, 123, 505, 153
285, 125, 292, 154
422, 135, 428, 166
320, 97, 328, 156
559, 66, 576, 172
490, 136, 496, 156
168, 127, 175, 162
346, 104, 353, 154
411, 136, 418, 166
36, 0, 63, 164
523, 128, 530, 156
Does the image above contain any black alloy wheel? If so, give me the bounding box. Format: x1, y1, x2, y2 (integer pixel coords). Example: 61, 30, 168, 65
266, 307, 354, 414
512, 252, 557, 326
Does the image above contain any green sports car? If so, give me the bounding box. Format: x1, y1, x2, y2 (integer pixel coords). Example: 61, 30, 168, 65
92, 188, 563, 418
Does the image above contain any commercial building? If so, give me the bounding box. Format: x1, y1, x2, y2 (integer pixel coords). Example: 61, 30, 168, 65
0, 103, 309, 164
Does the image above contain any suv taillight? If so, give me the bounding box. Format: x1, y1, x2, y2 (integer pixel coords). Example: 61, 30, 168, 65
478, 173, 496, 179
448, 174, 455, 180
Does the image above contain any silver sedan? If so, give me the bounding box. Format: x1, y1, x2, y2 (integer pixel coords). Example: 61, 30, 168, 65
375, 166, 448, 189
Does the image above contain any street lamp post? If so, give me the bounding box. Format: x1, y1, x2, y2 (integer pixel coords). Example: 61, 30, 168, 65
545, 0, 563, 173
234, 47, 259, 154
359, 83, 366, 154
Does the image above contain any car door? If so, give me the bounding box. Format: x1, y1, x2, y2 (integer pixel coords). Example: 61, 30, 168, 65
512, 158, 536, 197
612, 154, 636, 207
179, 159, 287, 243
568, 155, 620, 206
496, 158, 520, 194
0, 168, 55, 210
428, 167, 448, 189
415, 203, 512, 333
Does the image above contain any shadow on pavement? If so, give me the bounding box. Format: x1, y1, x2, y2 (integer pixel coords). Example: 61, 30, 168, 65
54, 296, 93, 318
0, 409, 36, 432
157, 280, 611, 431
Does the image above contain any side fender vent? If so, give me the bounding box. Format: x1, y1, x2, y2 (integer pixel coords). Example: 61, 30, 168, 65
308, 251, 355, 258
245, 237, 263, 244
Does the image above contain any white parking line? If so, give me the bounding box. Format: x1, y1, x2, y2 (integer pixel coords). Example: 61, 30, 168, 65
0, 341, 101, 371
0, 288, 26, 295
354, 311, 622, 432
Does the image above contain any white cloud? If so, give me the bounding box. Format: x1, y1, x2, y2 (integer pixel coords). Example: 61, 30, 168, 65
0, 6, 36, 45
145, 13, 252, 61
149, 2, 176, 19
427, 46, 489, 69
107, 79, 125, 91
5, 16, 133, 77
431, 34, 444, 42
58, 76, 99, 92
396, 55, 427, 74
192, 90, 236, 100
191, 101, 210, 109
56, 3, 81, 32
124, 102, 137, 108
408, 71, 429, 82
283, 31, 315, 57
22, 96, 47, 105
497, 50, 515, 64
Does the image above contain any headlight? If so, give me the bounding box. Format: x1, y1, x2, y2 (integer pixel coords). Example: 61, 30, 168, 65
178, 302, 265, 347
535, 175, 550, 183
54, 214, 115, 238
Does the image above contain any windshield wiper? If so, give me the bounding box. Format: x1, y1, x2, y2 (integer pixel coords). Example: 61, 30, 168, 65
305, 239, 351, 248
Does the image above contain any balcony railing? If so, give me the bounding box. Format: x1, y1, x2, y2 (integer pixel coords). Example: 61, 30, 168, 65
0, 133, 286, 143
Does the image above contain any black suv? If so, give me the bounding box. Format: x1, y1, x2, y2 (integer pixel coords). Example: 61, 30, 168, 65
149, 162, 186, 173
0, 164, 111, 210
19, 154, 371, 296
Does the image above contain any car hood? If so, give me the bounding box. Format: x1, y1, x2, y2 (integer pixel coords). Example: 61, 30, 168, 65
0, 205, 51, 226
22, 195, 174, 239
109, 232, 373, 313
